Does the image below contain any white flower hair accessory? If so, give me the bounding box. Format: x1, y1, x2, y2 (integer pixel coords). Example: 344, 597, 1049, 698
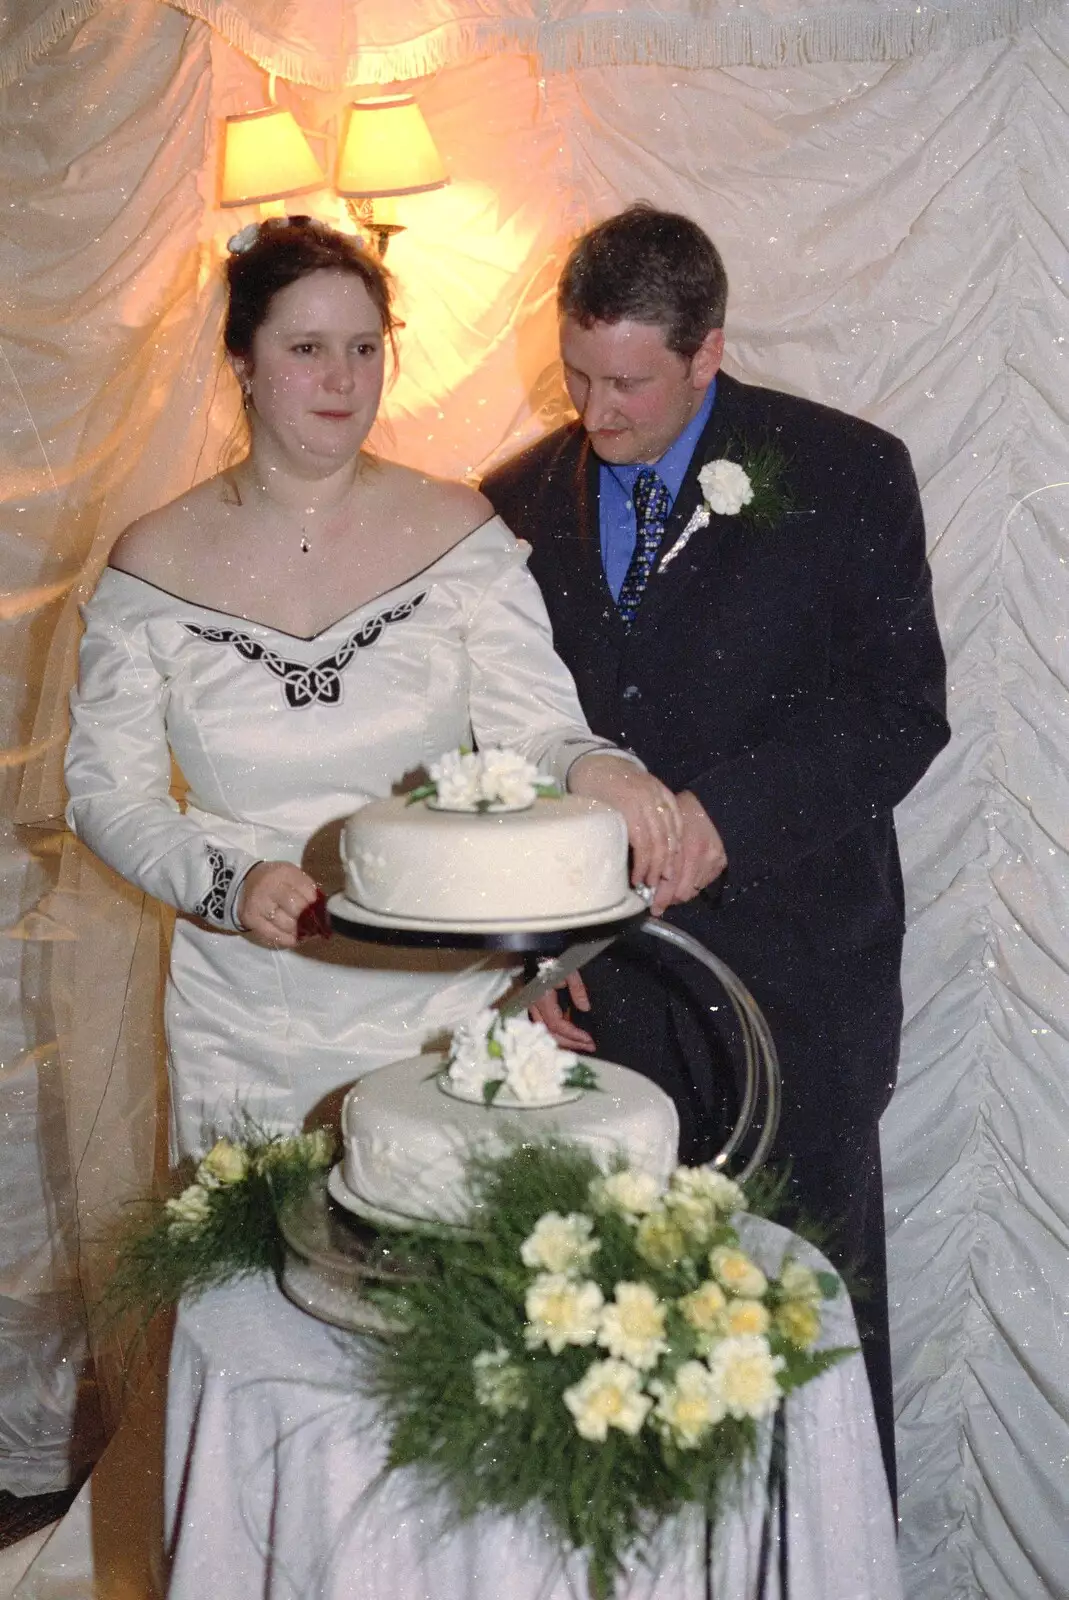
226, 222, 261, 254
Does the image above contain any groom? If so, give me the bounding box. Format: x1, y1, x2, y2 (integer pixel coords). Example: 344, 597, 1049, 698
483, 204, 950, 1500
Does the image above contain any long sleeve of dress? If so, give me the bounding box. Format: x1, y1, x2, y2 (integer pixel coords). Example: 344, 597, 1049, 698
65, 601, 261, 929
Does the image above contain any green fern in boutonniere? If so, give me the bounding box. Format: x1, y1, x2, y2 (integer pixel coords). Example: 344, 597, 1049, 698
659, 439, 794, 572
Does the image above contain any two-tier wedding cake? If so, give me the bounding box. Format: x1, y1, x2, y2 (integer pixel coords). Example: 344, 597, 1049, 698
331, 749, 675, 1230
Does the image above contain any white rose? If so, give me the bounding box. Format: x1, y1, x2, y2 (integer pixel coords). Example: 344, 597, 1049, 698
668, 1166, 745, 1215
706, 1334, 785, 1421
477, 747, 541, 810
196, 1138, 248, 1188
563, 1358, 652, 1442
597, 1282, 669, 1370
429, 749, 483, 810
524, 1274, 604, 1354
778, 1259, 822, 1303
651, 1360, 727, 1446
698, 459, 754, 516
446, 1009, 501, 1097
589, 1168, 662, 1220
496, 1014, 574, 1102
472, 1344, 527, 1415
520, 1212, 598, 1275
165, 1184, 212, 1236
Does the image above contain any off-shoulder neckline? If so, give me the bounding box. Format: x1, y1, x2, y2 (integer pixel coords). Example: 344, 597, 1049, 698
100, 514, 507, 642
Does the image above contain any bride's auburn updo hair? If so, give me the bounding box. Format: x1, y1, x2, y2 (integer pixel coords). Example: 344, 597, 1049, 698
224, 216, 399, 364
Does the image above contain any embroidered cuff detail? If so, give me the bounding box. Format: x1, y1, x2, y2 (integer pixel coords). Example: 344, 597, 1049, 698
194, 846, 238, 927
225, 859, 264, 932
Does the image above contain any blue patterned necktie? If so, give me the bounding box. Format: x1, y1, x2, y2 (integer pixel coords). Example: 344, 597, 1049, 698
617, 467, 671, 630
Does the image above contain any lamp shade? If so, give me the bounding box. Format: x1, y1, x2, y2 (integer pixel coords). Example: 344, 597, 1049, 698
336, 95, 448, 199
220, 108, 326, 208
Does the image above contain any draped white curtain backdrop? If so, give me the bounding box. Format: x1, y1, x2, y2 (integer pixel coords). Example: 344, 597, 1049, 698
1, 3, 1067, 1596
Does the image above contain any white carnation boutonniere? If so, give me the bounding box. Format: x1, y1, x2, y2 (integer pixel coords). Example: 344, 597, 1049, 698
659, 438, 793, 572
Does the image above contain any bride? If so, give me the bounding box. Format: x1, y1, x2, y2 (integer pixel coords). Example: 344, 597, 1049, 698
64, 215, 681, 1158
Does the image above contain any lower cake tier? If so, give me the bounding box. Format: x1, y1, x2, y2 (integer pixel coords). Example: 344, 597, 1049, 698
341, 1053, 680, 1225
340, 794, 630, 922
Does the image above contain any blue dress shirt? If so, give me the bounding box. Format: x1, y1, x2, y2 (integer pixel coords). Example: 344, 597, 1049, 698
599, 381, 717, 601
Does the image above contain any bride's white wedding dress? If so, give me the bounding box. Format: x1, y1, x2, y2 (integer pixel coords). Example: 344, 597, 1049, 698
65, 517, 616, 1157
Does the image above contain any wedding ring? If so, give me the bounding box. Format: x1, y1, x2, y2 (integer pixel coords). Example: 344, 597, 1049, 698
266, 906, 277, 922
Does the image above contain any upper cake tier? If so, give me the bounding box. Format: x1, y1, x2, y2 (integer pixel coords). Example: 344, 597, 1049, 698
341, 793, 632, 924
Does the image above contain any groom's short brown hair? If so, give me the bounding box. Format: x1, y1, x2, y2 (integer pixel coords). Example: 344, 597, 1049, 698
558, 203, 728, 359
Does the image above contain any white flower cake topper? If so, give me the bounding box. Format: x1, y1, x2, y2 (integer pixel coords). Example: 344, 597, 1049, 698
442, 1009, 598, 1105
408, 746, 560, 813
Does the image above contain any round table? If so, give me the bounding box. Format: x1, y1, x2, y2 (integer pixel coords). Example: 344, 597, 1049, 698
163, 1216, 902, 1600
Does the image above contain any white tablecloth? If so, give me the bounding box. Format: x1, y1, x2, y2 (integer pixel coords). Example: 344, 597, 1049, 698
164, 1217, 902, 1600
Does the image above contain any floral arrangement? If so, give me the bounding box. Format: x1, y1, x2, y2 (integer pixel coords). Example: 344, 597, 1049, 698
442, 1008, 599, 1105
364, 1141, 851, 1598
659, 439, 794, 572
103, 1129, 336, 1323
407, 747, 561, 812
102, 1126, 850, 1599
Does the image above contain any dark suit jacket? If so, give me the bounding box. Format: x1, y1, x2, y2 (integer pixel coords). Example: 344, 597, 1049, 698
483, 371, 950, 1147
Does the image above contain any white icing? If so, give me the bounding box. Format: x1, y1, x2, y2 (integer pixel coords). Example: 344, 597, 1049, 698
340, 794, 629, 923
341, 1053, 680, 1225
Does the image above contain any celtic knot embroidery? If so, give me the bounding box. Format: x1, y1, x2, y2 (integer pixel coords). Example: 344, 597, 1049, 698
195, 846, 234, 924
183, 593, 427, 708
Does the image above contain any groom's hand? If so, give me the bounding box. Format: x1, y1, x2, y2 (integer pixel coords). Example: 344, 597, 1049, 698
530, 972, 596, 1053
658, 790, 727, 908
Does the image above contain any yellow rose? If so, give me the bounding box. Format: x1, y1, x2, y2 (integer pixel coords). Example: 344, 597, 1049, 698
197, 1139, 248, 1188
635, 1208, 687, 1269
563, 1359, 652, 1441
706, 1335, 785, 1421
651, 1360, 726, 1446
775, 1300, 822, 1349
709, 1246, 768, 1299
524, 1274, 603, 1354
679, 1280, 728, 1336
721, 1298, 771, 1338
597, 1283, 668, 1370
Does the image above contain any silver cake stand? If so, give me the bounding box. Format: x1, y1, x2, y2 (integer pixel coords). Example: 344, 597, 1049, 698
277, 894, 781, 1332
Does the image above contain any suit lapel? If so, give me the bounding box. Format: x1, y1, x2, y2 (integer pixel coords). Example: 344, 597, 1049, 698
567, 434, 627, 625
637, 374, 747, 628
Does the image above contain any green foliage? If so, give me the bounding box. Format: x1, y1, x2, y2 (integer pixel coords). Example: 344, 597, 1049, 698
361, 1142, 850, 1597
101, 1130, 335, 1327
729, 437, 796, 531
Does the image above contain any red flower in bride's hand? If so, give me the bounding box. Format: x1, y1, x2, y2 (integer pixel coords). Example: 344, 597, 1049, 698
296, 889, 332, 942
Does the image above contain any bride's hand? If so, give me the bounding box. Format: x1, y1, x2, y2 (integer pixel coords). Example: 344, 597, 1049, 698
567, 754, 681, 913
238, 861, 320, 948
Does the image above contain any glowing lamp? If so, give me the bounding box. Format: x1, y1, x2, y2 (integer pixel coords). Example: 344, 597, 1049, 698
220, 108, 326, 209
336, 95, 448, 253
